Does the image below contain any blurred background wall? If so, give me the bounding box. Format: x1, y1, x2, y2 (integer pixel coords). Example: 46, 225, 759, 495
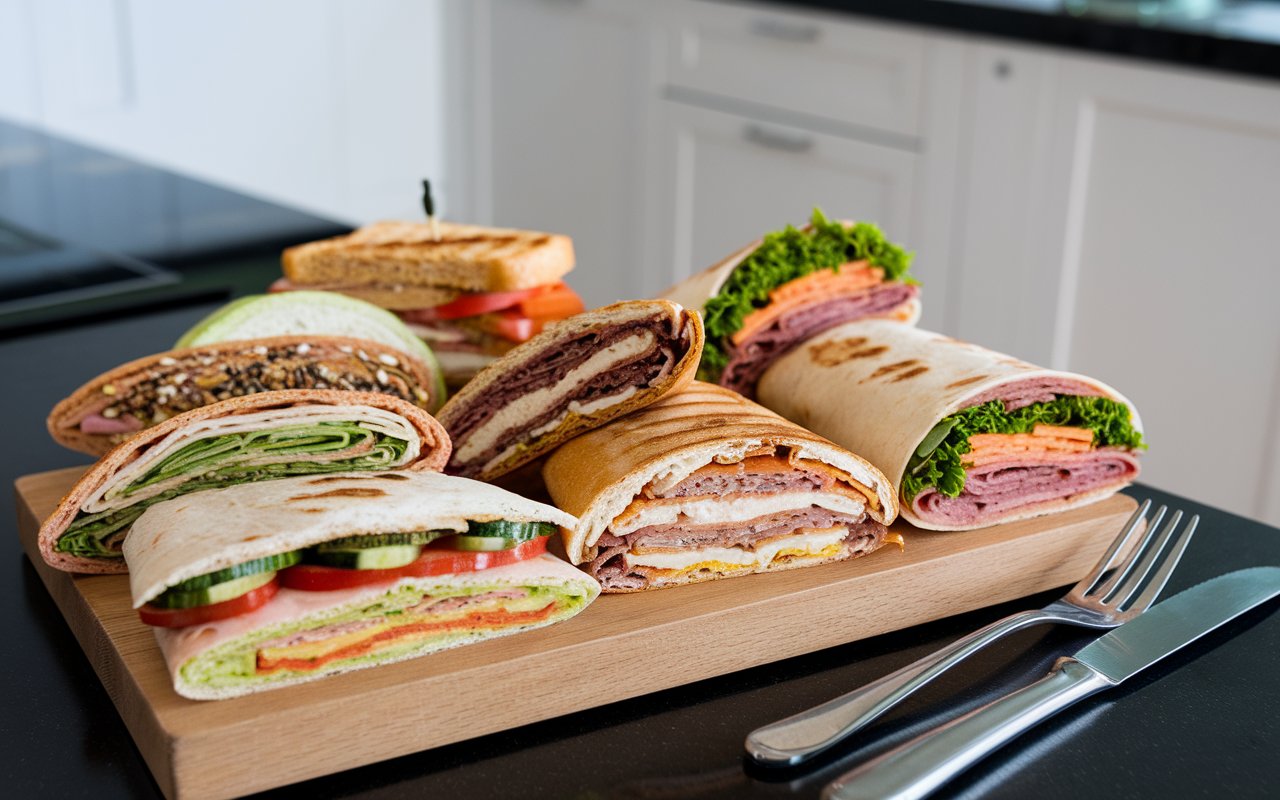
2, 0, 1278, 525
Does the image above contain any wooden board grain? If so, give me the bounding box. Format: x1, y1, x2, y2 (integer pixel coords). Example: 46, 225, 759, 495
15, 465, 1137, 800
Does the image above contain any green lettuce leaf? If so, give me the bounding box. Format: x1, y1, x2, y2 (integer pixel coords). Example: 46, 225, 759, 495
699, 208, 914, 381
901, 396, 1145, 503
57, 422, 410, 559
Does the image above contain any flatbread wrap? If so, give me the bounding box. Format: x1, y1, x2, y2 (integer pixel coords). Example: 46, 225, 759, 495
47, 335, 441, 456
123, 471, 597, 699
757, 320, 1145, 530
437, 299, 703, 481
662, 209, 918, 399
39, 390, 451, 574
542, 381, 897, 592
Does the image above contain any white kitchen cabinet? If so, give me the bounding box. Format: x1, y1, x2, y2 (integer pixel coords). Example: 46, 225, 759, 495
651, 99, 917, 295
487, 0, 662, 306
956, 49, 1280, 524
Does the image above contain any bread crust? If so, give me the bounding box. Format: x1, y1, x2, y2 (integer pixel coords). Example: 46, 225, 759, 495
437, 300, 704, 482
38, 390, 452, 574
281, 221, 575, 292
47, 335, 443, 456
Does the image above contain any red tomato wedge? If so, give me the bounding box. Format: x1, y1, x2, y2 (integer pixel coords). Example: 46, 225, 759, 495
138, 579, 280, 629
278, 537, 549, 592
517, 283, 585, 319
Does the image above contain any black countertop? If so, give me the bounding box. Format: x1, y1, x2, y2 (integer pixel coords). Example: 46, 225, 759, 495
759, 0, 1280, 80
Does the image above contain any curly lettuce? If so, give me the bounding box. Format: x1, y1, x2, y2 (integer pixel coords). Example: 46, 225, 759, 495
699, 208, 914, 381
901, 396, 1145, 503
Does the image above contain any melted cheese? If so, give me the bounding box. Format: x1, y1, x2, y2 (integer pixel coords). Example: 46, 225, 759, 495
624, 526, 849, 571
611, 491, 865, 537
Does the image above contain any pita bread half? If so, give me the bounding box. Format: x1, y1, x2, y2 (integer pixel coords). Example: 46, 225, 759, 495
542, 381, 897, 567
437, 299, 704, 482
125, 470, 579, 609
38, 390, 451, 575
757, 320, 1143, 530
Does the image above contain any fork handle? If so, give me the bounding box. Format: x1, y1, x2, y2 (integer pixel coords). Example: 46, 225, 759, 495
822, 658, 1115, 800
746, 609, 1052, 766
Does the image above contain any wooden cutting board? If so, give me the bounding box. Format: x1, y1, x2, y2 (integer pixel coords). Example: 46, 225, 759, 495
16, 465, 1136, 800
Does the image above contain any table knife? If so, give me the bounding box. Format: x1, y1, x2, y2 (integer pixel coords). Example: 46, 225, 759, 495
823, 566, 1280, 800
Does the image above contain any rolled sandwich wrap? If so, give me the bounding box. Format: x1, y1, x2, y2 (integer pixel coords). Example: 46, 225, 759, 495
662, 209, 917, 399
39, 390, 451, 574
176, 291, 446, 412
124, 471, 598, 700
437, 299, 703, 481
543, 382, 897, 593
757, 320, 1145, 530
48, 335, 441, 456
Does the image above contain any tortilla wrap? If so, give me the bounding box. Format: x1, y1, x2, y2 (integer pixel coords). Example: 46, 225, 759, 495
437, 299, 703, 481
39, 390, 451, 574
757, 320, 1143, 530
124, 471, 594, 699
47, 335, 441, 456
542, 381, 896, 592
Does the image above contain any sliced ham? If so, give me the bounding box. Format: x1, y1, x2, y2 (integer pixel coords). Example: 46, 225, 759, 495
965, 376, 1106, 412
79, 414, 144, 435
721, 283, 919, 397
911, 448, 1141, 527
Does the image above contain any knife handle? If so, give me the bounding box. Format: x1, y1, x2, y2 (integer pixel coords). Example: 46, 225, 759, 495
747, 609, 1050, 765
823, 658, 1115, 800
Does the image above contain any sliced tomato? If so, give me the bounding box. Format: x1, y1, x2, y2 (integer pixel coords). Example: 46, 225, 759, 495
516, 283, 584, 319
138, 579, 280, 629
426, 288, 539, 320
490, 310, 539, 343
279, 536, 549, 592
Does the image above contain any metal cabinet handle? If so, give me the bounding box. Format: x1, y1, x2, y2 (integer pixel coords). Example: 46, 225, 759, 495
749, 17, 822, 44
743, 125, 815, 154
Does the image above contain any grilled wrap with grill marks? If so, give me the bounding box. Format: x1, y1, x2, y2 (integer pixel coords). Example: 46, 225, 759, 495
542, 382, 897, 592
39, 390, 451, 574
758, 320, 1144, 530
437, 300, 703, 482
48, 335, 440, 456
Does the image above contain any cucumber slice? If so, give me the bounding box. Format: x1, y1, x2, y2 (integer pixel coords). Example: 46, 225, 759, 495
307, 544, 422, 570
168, 551, 301, 591
153, 570, 276, 609
449, 534, 518, 552
319, 531, 447, 550
466, 520, 556, 541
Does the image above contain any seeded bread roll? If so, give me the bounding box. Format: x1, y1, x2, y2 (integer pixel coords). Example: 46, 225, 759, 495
282, 221, 575, 293
47, 336, 442, 456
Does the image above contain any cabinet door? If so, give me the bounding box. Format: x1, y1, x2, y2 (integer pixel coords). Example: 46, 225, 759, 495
488, 0, 657, 306
653, 100, 916, 296
961, 50, 1280, 525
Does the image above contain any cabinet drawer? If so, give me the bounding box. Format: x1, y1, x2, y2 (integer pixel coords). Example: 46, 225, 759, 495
666, 1, 926, 139
654, 100, 916, 292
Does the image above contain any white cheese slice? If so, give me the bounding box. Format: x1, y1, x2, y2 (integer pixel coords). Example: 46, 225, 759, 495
610, 492, 865, 537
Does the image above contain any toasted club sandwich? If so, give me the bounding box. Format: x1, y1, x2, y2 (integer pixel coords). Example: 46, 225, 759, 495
124, 471, 598, 699
277, 221, 586, 388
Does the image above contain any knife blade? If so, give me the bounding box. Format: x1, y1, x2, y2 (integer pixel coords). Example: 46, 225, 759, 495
824, 566, 1280, 800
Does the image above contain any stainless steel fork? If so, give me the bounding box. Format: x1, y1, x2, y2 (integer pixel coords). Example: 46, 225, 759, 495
745, 500, 1197, 766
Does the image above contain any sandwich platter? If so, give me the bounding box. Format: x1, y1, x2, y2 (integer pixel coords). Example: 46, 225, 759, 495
16, 464, 1135, 800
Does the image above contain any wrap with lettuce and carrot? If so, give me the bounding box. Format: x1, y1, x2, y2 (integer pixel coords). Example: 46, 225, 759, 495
757, 320, 1144, 530
39, 390, 451, 573
662, 209, 918, 399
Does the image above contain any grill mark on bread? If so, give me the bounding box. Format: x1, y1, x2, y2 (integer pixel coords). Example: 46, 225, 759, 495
946, 375, 989, 389
360, 235, 522, 248
287, 488, 388, 501
306, 473, 411, 485
864, 359, 920, 381
892, 366, 930, 382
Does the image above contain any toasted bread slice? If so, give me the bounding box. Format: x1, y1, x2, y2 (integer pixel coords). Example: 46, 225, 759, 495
282, 221, 575, 293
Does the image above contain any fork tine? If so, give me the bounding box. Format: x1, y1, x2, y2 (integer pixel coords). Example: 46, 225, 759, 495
1103, 508, 1182, 607
1089, 503, 1166, 599
1115, 513, 1198, 612
1079, 498, 1152, 596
